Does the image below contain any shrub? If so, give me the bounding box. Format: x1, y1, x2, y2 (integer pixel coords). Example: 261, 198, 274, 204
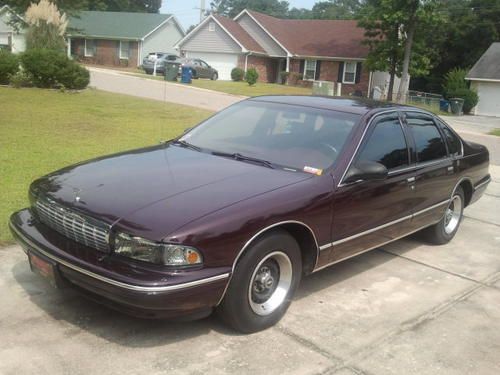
279, 71, 289, 84
25, 0, 67, 51
9, 69, 33, 88
21, 49, 89, 89
231, 67, 244, 81
57, 63, 90, 90
245, 67, 258, 86
443, 68, 478, 114
0, 50, 19, 85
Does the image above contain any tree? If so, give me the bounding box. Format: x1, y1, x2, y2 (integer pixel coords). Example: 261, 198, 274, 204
210, 0, 290, 18
312, 0, 363, 19
25, 0, 68, 51
358, 0, 439, 101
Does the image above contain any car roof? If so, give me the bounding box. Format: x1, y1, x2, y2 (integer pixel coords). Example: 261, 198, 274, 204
248, 96, 431, 117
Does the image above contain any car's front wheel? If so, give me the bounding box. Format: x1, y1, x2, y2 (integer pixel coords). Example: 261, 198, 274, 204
211, 72, 218, 81
423, 186, 464, 244
218, 230, 301, 333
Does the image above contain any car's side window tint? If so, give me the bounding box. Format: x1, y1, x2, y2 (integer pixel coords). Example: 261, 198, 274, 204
357, 115, 409, 170
436, 119, 462, 157
406, 114, 447, 163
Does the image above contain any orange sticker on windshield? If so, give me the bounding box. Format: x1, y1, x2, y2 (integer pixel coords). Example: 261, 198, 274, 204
303, 166, 323, 176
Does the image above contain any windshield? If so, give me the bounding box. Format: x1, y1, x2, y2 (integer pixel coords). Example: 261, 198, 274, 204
181, 101, 360, 173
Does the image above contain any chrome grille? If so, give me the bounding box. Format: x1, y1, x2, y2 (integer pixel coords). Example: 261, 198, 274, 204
35, 198, 110, 252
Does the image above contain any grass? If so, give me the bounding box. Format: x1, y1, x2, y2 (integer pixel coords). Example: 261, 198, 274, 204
0, 87, 212, 245
126, 71, 312, 97
490, 129, 500, 136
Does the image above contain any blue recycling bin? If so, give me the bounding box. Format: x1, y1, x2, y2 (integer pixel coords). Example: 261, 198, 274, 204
439, 99, 450, 112
181, 66, 192, 84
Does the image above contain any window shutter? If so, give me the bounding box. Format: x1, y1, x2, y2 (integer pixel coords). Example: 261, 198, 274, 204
315, 60, 321, 80
338, 62, 344, 83
299, 60, 305, 74
355, 62, 362, 83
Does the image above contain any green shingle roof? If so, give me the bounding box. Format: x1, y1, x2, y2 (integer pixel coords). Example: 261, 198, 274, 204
68, 11, 172, 40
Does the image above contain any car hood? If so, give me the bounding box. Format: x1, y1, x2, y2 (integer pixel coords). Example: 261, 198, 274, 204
34, 144, 312, 240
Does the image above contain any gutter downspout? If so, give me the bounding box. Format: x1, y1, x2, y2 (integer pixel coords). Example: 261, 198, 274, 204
367, 71, 373, 98
244, 52, 251, 73
138, 39, 143, 68
67, 37, 71, 58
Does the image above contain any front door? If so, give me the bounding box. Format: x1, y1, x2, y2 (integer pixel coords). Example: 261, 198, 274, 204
328, 112, 416, 264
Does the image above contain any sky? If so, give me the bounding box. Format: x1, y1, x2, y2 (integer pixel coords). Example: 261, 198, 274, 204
161, 0, 317, 30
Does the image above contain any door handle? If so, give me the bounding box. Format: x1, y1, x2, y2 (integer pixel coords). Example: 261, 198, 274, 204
407, 177, 416, 183
447, 166, 454, 172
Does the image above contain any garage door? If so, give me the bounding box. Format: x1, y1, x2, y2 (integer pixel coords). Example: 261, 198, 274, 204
185, 52, 239, 81
476, 82, 500, 117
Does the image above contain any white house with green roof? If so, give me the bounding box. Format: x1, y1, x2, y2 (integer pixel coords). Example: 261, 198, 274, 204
67, 11, 184, 67
0, 5, 26, 53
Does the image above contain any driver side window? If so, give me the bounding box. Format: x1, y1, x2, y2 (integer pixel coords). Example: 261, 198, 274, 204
357, 114, 409, 170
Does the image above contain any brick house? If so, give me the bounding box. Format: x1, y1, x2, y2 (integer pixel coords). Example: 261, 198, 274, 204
67, 11, 184, 67
176, 9, 378, 96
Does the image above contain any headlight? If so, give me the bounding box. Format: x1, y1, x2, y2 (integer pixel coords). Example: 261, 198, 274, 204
114, 232, 202, 266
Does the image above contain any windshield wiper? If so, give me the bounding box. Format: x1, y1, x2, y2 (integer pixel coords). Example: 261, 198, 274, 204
171, 139, 202, 152
211, 151, 275, 169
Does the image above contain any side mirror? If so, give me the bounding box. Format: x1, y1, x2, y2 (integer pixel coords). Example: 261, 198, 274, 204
344, 160, 388, 184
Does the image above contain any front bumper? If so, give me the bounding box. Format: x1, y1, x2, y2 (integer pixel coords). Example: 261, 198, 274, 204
10, 209, 230, 319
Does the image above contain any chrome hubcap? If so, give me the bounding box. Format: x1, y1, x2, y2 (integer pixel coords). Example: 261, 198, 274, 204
248, 251, 292, 316
444, 194, 462, 234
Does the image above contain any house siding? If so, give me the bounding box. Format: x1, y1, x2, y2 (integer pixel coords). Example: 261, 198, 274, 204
181, 20, 241, 54
72, 38, 139, 67
143, 18, 183, 57
236, 13, 286, 56
289, 58, 370, 96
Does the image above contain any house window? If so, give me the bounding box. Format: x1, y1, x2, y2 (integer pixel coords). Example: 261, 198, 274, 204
119, 41, 129, 59
343, 62, 357, 84
84, 39, 95, 57
209, 22, 215, 32
303, 60, 317, 80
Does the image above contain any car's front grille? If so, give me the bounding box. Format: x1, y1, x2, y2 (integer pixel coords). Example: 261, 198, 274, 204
35, 197, 110, 253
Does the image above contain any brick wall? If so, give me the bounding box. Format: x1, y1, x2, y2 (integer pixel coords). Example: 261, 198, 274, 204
237, 55, 279, 83
71, 38, 139, 67
289, 58, 370, 96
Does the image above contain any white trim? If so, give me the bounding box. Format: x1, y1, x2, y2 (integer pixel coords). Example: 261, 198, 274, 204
233, 9, 291, 56
343, 61, 357, 84
465, 77, 500, 83
119, 40, 130, 60
295, 55, 366, 61
84, 39, 95, 57
67, 37, 71, 58
175, 15, 247, 53
137, 40, 142, 66
208, 21, 216, 31
303, 59, 317, 81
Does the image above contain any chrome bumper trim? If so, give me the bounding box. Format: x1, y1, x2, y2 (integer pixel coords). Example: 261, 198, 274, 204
474, 177, 491, 191
9, 221, 229, 293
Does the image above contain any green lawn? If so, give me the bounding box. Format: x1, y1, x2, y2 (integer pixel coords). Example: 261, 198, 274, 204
0, 87, 212, 245
489, 129, 500, 136
128, 71, 312, 96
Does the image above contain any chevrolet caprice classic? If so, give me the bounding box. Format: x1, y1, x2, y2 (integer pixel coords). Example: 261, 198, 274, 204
10, 97, 490, 333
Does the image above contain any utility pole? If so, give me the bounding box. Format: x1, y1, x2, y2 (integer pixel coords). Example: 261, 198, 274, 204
200, 0, 206, 23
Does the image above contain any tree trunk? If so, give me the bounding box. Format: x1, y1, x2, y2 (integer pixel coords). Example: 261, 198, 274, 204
387, 23, 400, 101
397, 13, 417, 103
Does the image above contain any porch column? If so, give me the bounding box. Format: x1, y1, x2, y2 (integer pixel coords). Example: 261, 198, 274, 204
286, 56, 290, 72
67, 37, 71, 58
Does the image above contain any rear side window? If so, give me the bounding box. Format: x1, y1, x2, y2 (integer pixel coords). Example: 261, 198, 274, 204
357, 114, 409, 170
436, 119, 462, 157
406, 114, 447, 163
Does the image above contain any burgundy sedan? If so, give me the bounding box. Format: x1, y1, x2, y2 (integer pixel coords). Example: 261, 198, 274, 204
10, 97, 490, 333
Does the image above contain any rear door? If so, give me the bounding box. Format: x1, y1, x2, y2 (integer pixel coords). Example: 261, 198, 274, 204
403, 111, 455, 230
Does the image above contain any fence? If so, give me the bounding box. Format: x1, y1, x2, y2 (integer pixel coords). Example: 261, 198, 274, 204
405, 90, 443, 112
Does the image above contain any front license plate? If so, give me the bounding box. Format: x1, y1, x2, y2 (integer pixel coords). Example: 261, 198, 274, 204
28, 251, 59, 288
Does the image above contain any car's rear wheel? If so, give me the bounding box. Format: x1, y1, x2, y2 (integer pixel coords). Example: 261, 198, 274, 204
211, 72, 218, 81
218, 230, 301, 333
423, 186, 464, 244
